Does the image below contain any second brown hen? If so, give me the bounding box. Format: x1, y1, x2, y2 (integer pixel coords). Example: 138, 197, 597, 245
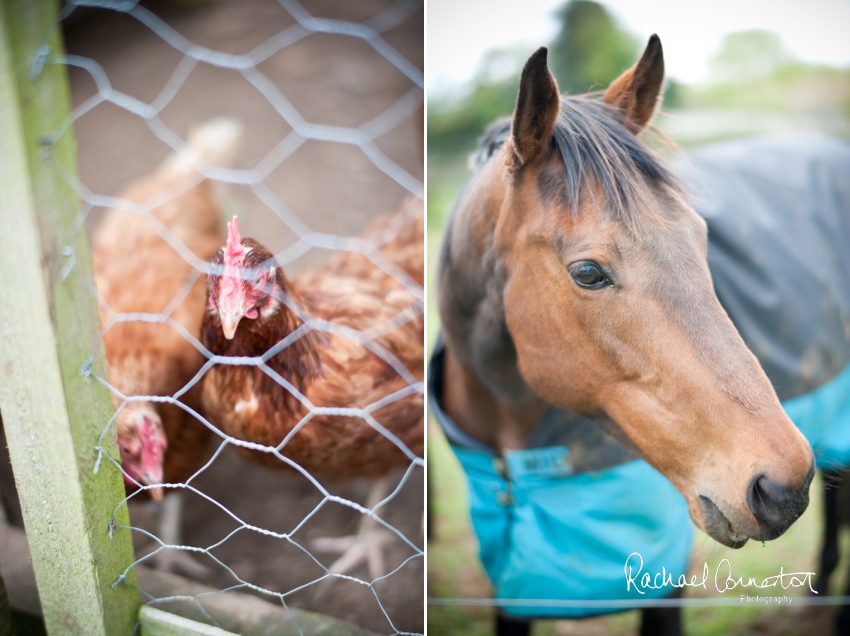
94, 118, 241, 574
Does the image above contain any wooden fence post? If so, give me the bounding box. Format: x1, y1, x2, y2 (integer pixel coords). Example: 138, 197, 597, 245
0, 0, 140, 634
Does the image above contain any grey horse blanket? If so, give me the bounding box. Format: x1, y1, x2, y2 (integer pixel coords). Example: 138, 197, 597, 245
676, 135, 850, 402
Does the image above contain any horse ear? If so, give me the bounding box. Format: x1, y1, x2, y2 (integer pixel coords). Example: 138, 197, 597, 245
603, 35, 664, 133
510, 47, 560, 169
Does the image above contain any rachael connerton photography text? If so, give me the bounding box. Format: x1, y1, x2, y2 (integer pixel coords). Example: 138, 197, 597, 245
624, 552, 816, 595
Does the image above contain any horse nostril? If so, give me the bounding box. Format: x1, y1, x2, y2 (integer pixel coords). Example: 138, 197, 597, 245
748, 476, 785, 535
747, 471, 811, 540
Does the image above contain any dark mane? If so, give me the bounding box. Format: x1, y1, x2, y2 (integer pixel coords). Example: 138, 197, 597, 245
471, 95, 682, 226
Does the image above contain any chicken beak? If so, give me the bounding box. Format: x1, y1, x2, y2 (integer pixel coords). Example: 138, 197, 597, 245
220, 311, 243, 340
150, 486, 164, 501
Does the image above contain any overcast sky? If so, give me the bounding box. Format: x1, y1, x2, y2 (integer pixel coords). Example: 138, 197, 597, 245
427, 0, 850, 95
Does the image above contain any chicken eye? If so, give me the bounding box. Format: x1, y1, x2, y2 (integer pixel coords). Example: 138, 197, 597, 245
569, 261, 610, 289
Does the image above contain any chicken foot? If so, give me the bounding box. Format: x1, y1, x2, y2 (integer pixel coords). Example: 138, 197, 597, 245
312, 475, 395, 582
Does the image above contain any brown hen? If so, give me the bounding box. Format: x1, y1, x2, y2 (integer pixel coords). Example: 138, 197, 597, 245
200, 196, 424, 578
93, 118, 241, 574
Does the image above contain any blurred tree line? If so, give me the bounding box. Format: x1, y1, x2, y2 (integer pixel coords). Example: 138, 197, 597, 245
428, 0, 850, 160
693, 30, 850, 114
429, 0, 639, 157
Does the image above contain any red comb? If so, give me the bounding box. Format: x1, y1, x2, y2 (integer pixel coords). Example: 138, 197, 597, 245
224, 216, 245, 268
220, 216, 246, 312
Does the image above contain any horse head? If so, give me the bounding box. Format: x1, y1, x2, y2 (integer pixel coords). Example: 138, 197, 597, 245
438, 37, 814, 547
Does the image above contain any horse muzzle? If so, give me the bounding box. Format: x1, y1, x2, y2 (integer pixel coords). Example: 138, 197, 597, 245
745, 459, 815, 540
698, 456, 815, 547
698, 495, 751, 548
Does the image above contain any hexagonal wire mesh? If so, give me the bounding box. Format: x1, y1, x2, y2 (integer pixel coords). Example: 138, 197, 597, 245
36, 0, 423, 633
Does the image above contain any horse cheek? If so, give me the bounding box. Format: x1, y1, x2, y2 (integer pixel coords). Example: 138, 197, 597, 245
504, 252, 599, 411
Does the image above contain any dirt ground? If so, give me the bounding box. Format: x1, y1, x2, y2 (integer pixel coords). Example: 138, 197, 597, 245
4, 1, 423, 634
132, 447, 424, 635
65, 0, 423, 266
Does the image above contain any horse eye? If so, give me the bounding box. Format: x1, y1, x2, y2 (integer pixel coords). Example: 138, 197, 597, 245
570, 261, 609, 289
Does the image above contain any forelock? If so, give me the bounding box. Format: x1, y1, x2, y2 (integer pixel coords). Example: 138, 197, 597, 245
470, 95, 684, 231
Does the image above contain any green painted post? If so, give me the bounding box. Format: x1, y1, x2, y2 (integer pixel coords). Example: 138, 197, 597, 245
138, 607, 240, 636
0, 0, 140, 634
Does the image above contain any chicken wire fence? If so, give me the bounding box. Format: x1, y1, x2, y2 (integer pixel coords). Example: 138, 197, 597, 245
30, 0, 424, 633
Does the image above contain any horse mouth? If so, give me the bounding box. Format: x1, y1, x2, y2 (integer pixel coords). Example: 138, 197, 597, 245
698, 495, 750, 548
